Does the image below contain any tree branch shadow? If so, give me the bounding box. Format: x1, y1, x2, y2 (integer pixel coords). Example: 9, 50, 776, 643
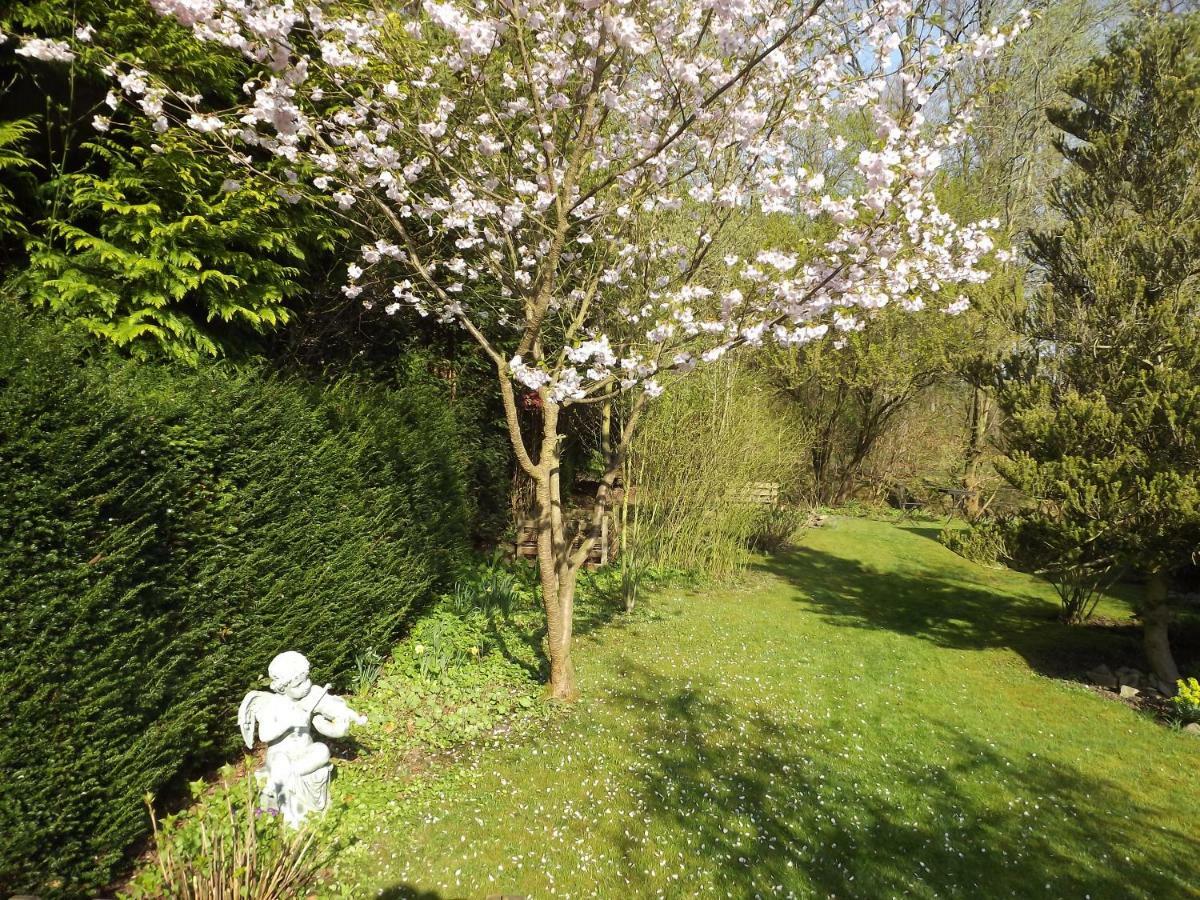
375, 885, 450, 899
604, 663, 1196, 899
751, 543, 1159, 679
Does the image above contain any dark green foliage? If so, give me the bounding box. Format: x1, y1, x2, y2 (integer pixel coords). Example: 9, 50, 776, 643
995, 14, 1200, 645
0, 312, 474, 896
0, 118, 38, 241
3, 0, 245, 99
747, 504, 808, 554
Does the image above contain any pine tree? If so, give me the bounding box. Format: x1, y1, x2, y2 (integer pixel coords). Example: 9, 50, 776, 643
996, 12, 1200, 688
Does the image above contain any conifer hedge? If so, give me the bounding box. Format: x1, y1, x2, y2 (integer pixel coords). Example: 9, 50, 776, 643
0, 313, 476, 896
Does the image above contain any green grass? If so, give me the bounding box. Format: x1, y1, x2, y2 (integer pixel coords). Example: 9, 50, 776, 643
324, 518, 1199, 899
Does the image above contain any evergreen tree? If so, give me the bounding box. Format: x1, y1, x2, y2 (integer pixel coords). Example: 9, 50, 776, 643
996, 12, 1200, 686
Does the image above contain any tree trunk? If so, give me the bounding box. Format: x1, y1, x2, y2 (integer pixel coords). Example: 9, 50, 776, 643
529, 397, 578, 700
1143, 571, 1180, 694
811, 443, 833, 504
961, 385, 991, 522
503, 381, 641, 700
549, 568, 579, 700
534, 466, 579, 699
600, 392, 613, 566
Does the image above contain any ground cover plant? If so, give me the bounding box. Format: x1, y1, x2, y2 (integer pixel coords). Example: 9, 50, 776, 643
300, 518, 1198, 898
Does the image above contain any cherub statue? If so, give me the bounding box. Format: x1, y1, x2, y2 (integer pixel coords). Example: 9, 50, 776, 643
239, 651, 367, 827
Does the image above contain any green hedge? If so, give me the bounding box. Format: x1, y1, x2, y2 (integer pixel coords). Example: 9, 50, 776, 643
0, 313, 477, 896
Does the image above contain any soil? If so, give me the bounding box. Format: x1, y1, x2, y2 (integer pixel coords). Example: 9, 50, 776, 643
1081, 681, 1177, 723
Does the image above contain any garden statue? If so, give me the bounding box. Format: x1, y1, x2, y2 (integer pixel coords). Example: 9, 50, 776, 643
239, 651, 367, 827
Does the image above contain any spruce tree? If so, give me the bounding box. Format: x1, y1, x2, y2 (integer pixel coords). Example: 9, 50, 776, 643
996, 12, 1200, 688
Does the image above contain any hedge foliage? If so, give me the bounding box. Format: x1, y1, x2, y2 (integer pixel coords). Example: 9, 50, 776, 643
0, 312, 476, 896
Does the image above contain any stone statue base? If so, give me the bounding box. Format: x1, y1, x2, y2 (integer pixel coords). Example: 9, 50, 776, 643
255, 762, 331, 826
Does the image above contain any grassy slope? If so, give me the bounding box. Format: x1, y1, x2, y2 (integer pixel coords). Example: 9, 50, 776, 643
330, 517, 1199, 899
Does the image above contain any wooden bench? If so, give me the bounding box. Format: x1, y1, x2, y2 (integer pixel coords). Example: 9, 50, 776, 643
513, 519, 617, 568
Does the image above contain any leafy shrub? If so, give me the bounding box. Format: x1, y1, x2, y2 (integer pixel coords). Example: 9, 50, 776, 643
3, 0, 344, 361
1003, 515, 1116, 624
624, 359, 808, 581
0, 313, 477, 896
405, 608, 487, 681
21, 137, 335, 362
0, 117, 37, 241
619, 556, 649, 612
939, 519, 1011, 568
125, 765, 328, 900
447, 558, 530, 620
748, 504, 809, 554
1172, 678, 1200, 724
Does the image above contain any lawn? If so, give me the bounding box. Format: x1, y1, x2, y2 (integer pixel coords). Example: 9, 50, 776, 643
324, 517, 1199, 899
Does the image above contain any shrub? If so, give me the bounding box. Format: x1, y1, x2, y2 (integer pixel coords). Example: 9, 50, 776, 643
619, 556, 649, 612
0, 312, 477, 896
446, 559, 531, 620
939, 519, 1011, 568
623, 359, 808, 581
748, 504, 809, 554
1171, 678, 1200, 724
405, 609, 486, 682
1003, 516, 1117, 624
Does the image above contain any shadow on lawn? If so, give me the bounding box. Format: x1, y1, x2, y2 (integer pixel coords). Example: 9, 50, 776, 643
486, 566, 686, 683
896, 523, 949, 545
753, 544, 1151, 679
606, 664, 1195, 900
375, 886, 449, 899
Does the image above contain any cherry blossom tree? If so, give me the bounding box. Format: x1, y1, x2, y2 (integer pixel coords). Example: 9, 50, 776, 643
14, 0, 1027, 698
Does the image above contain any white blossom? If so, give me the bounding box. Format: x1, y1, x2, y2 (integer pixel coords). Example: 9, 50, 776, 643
106, 0, 1028, 402
16, 37, 75, 62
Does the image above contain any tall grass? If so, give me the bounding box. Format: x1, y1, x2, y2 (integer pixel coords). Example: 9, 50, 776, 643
131, 768, 325, 900
621, 360, 809, 582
